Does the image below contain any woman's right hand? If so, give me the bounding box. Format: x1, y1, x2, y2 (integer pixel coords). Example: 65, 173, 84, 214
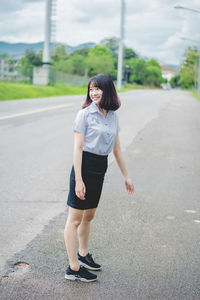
75, 180, 86, 200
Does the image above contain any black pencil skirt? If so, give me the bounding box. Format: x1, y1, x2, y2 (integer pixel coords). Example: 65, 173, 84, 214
67, 151, 108, 210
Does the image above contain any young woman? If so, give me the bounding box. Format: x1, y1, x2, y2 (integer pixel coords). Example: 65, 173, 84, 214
64, 74, 134, 282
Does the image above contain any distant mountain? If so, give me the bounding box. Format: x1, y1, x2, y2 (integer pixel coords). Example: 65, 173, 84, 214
0, 41, 96, 56
0, 41, 180, 70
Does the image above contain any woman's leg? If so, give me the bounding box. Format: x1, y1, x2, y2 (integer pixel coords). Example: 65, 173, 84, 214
64, 207, 84, 271
78, 208, 96, 256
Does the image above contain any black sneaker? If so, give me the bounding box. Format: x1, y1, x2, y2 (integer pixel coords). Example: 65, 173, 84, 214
65, 265, 97, 282
78, 252, 101, 271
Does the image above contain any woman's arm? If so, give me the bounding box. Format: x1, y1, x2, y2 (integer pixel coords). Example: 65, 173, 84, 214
113, 135, 134, 195
73, 131, 86, 200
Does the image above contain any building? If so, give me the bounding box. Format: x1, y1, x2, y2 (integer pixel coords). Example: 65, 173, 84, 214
0, 56, 22, 80
160, 64, 179, 82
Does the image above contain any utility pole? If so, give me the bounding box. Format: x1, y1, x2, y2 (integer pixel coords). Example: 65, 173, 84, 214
198, 53, 200, 96
117, 0, 125, 90
194, 55, 198, 90
41, 0, 52, 86
43, 0, 52, 64
33, 0, 55, 85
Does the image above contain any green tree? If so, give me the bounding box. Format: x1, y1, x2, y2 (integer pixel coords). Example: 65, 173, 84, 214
146, 59, 162, 86
100, 37, 119, 78
51, 44, 88, 76
124, 48, 138, 60
25, 49, 42, 66
126, 57, 162, 86
17, 49, 42, 81
147, 58, 161, 68
146, 65, 162, 86
57, 54, 86, 75
100, 37, 119, 57
7, 58, 14, 72
86, 45, 115, 77
128, 58, 147, 84
55, 59, 74, 73
162, 77, 168, 84
179, 46, 198, 88
69, 51, 87, 75
170, 74, 181, 87
72, 47, 90, 57
179, 66, 195, 88
51, 44, 68, 62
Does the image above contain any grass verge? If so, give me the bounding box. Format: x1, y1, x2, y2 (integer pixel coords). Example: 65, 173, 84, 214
0, 82, 87, 101
0, 82, 159, 101
191, 90, 200, 101
118, 83, 160, 93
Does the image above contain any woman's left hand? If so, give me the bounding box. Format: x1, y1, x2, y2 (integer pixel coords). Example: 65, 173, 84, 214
125, 177, 134, 195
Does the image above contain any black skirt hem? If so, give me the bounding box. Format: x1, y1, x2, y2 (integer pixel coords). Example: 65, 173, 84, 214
67, 203, 98, 210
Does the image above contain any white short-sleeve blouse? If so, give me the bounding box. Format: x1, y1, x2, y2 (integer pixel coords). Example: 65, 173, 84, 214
73, 102, 120, 156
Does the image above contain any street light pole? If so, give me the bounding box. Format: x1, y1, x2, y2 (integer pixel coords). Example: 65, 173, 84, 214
174, 5, 200, 14
174, 5, 200, 96
117, 0, 125, 90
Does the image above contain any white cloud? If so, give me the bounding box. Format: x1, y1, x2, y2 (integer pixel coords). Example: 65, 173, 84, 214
0, 1, 45, 42
0, 0, 200, 65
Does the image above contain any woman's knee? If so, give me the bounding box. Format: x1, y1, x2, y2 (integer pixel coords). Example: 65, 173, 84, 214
66, 207, 84, 228
82, 209, 96, 223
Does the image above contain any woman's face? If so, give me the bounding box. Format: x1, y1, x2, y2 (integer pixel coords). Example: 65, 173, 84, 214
89, 82, 103, 106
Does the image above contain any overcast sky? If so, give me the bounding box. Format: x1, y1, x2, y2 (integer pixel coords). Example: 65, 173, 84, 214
1, 0, 200, 65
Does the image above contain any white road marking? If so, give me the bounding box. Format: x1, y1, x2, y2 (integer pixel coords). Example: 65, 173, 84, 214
166, 216, 176, 220
0, 103, 74, 120
184, 210, 197, 214
194, 220, 200, 224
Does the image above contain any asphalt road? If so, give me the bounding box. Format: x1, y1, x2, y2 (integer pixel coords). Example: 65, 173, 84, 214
0, 89, 200, 299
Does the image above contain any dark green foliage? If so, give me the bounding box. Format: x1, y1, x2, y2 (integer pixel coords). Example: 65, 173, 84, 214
16, 49, 42, 81
51, 45, 68, 62
170, 74, 181, 88
71, 47, 90, 57
100, 37, 119, 57
146, 59, 162, 86
25, 49, 43, 66
162, 77, 168, 84
128, 58, 147, 84
51, 44, 87, 76
178, 46, 199, 89
127, 57, 162, 86
86, 45, 115, 77
11, 37, 165, 87
124, 48, 138, 60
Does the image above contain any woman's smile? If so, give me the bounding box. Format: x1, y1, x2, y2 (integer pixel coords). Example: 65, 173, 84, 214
89, 85, 103, 104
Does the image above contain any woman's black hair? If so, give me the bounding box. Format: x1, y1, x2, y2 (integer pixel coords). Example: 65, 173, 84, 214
82, 74, 121, 111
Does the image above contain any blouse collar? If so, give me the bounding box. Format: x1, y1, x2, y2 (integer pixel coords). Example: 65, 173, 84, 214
88, 101, 114, 115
